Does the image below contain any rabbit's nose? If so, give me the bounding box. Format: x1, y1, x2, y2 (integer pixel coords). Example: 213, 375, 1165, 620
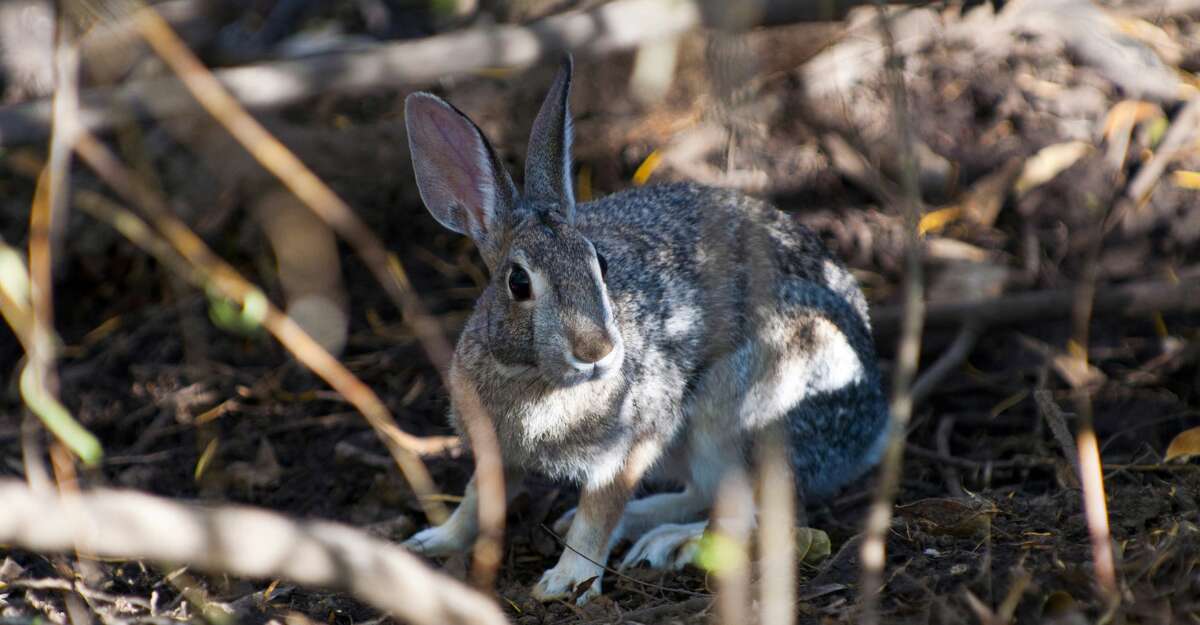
569, 334, 614, 365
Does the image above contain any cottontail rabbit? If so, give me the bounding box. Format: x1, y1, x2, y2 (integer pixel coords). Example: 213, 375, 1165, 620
401, 57, 889, 605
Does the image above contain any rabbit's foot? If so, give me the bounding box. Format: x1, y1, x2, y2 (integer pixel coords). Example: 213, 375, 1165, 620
531, 557, 603, 605
402, 524, 471, 557
619, 521, 706, 571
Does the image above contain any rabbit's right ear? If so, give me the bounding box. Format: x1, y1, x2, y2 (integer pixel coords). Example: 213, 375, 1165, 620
405, 93, 516, 266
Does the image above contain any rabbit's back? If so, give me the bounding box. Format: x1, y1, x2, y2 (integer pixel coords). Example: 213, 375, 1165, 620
577, 181, 870, 348
577, 182, 887, 499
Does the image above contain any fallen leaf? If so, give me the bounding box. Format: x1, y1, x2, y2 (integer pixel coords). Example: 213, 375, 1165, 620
897, 498, 998, 539
1164, 427, 1200, 463
194, 436, 220, 482
1102, 100, 1162, 142
918, 207, 961, 236
1171, 170, 1200, 189
794, 527, 832, 565
228, 438, 283, 490
1014, 141, 1092, 196
1042, 590, 1079, 619
569, 576, 598, 603
632, 149, 662, 186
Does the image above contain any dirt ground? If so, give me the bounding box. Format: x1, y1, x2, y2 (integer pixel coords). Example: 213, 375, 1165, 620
2, 2, 1200, 624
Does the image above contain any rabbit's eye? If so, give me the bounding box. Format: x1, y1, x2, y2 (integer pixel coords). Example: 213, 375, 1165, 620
508, 266, 532, 301
597, 253, 608, 281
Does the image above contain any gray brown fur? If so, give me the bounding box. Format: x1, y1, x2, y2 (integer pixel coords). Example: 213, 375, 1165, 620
401, 57, 888, 604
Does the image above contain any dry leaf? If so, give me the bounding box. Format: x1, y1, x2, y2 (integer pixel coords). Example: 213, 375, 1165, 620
1171, 170, 1200, 189
1014, 141, 1092, 196
1164, 427, 1200, 463
897, 498, 998, 539
918, 207, 961, 236
1102, 100, 1162, 142
228, 438, 283, 490
794, 526, 832, 565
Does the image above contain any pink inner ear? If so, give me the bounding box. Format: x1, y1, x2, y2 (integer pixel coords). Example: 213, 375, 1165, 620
410, 99, 493, 236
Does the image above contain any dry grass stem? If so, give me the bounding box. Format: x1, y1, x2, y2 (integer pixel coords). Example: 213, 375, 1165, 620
20, 18, 101, 468
0, 479, 508, 625
712, 470, 754, 625
756, 433, 796, 625
72, 133, 450, 524
858, 7, 926, 624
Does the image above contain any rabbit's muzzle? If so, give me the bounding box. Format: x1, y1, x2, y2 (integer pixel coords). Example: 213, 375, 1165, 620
562, 322, 623, 382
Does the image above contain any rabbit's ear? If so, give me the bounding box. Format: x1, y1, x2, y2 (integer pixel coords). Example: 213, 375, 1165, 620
524, 56, 575, 221
406, 92, 516, 265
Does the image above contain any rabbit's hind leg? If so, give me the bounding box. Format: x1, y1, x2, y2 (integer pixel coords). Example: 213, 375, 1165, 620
551, 486, 709, 552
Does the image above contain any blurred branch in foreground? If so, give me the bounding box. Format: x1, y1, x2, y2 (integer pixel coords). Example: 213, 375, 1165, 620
0, 479, 507, 625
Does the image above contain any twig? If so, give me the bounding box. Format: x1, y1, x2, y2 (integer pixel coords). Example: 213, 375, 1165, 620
1033, 390, 1081, 476
70, 145, 450, 525
0, 480, 507, 625
935, 417, 965, 499
1069, 203, 1120, 599
904, 444, 1055, 471
910, 321, 981, 406
858, 7, 925, 625
870, 278, 1200, 339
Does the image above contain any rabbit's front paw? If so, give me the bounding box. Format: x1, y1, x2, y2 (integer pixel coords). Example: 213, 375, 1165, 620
531, 558, 603, 605
619, 521, 706, 571
402, 525, 470, 557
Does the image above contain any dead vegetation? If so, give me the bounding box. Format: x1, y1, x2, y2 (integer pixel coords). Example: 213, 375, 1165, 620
1, 1, 1200, 624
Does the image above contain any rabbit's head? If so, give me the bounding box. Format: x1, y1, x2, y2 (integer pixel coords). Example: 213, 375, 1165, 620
405, 58, 623, 386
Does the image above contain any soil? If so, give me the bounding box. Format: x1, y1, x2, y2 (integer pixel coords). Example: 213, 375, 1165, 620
2, 3, 1199, 625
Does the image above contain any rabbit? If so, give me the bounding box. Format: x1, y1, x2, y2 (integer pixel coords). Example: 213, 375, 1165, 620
400, 56, 889, 605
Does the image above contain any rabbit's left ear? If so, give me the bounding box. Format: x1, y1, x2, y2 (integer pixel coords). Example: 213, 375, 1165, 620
405, 92, 517, 268
524, 55, 575, 221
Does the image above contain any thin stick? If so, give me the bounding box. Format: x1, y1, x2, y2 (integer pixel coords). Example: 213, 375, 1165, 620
71, 140, 450, 525
22, 17, 101, 468
0, 479, 507, 625
1069, 231, 1119, 597
858, 6, 925, 624
910, 321, 980, 406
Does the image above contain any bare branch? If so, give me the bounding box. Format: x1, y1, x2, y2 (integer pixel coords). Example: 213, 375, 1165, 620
870, 278, 1200, 339
0, 480, 508, 625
